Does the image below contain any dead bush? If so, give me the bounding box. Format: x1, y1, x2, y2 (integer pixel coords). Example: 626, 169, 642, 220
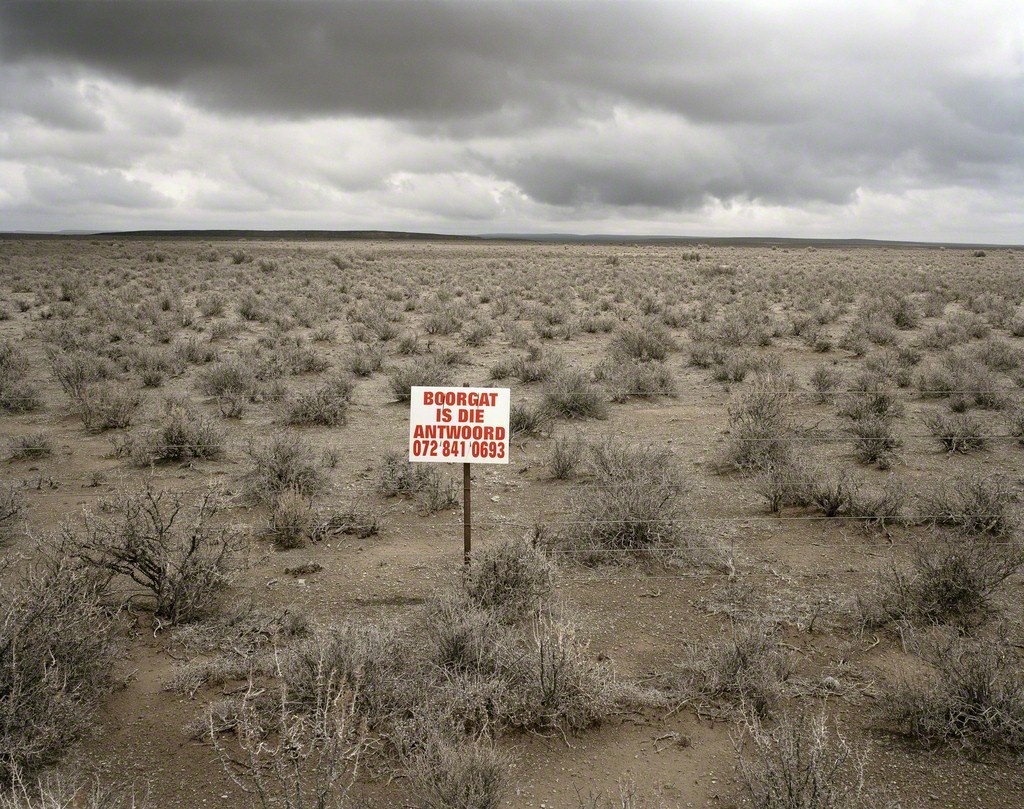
285, 375, 354, 426
733, 709, 865, 809
882, 634, 1024, 754
1, 552, 116, 783
508, 346, 566, 384
0, 773, 149, 809
6, 433, 53, 462
118, 402, 224, 465
0, 483, 25, 544
847, 416, 901, 469
497, 612, 616, 733
405, 731, 509, 809
595, 359, 676, 401
664, 623, 792, 718
864, 532, 1023, 630
49, 350, 113, 401
310, 503, 381, 542
558, 440, 690, 561
610, 321, 674, 363
810, 469, 858, 519
346, 342, 386, 377
199, 358, 260, 418
548, 433, 586, 480
283, 623, 417, 731
542, 367, 606, 420
508, 401, 551, 439
845, 475, 907, 532
76, 383, 143, 432
460, 537, 555, 624
752, 460, 815, 514
917, 473, 1017, 537
0, 341, 41, 414
922, 411, 987, 453
70, 483, 247, 625
267, 488, 314, 549
810, 364, 843, 404
720, 371, 794, 471
387, 356, 453, 401
130, 346, 182, 387
375, 453, 457, 513
212, 677, 366, 809
245, 432, 328, 505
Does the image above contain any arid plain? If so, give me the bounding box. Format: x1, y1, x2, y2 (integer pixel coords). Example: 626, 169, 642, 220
1, 237, 1022, 809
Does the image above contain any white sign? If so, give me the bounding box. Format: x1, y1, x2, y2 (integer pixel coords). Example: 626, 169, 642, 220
409, 386, 511, 464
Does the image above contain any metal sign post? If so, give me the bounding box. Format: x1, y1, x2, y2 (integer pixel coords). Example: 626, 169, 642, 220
463, 461, 471, 565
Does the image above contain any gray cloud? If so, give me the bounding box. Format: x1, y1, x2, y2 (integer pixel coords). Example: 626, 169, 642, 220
0, 1, 1022, 240
23, 164, 172, 209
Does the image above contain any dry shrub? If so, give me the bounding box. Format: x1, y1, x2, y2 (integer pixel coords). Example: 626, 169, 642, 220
664, 622, 792, 718
734, 709, 865, 809
753, 459, 815, 514
837, 381, 904, 423
6, 433, 53, 462
199, 358, 260, 418
1, 552, 116, 784
595, 359, 676, 401
76, 383, 143, 432
548, 433, 586, 480
118, 401, 224, 465
883, 634, 1024, 754
845, 475, 907, 533
508, 401, 551, 439
542, 367, 606, 420
610, 320, 674, 362
310, 504, 381, 542
576, 780, 671, 809
460, 537, 555, 624
0, 484, 25, 544
212, 677, 366, 809
0, 341, 41, 414
405, 732, 509, 809
130, 345, 182, 387
387, 356, 453, 401
285, 375, 354, 426
70, 483, 247, 625
377, 453, 437, 497
847, 416, 901, 469
490, 612, 615, 733
917, 473, 1017, 537
268, 488, 314, 549
809, 469, 858, 519
922, 412, 987, 453
49, 350, 112, 401
376, 453, 458, 514
0, 773, 149, 809
558, 440, 691, 561
245, 433, 328, 505
719, 371, 794, 472
283, 623, 416, 732
167, 603, 309, 697
863, 532, 1023, 631
507, 345, 565, 383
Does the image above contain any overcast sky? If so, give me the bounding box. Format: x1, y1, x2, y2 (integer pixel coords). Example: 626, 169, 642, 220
1, 1, 1022, 242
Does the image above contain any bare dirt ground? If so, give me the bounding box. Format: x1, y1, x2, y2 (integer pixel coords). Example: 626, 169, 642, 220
2, 238, 1023, 808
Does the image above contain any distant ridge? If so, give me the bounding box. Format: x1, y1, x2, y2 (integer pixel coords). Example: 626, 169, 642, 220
0, 229, 1017, 249
93, 229, 483, 241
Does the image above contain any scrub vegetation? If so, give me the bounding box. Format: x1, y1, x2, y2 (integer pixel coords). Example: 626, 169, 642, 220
1, 237, 1023, 808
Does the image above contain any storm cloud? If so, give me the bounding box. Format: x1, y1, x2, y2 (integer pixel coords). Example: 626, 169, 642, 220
0, 1, 1021, 240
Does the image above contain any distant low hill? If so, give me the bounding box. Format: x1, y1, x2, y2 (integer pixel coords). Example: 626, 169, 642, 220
0, 229, 1017, 249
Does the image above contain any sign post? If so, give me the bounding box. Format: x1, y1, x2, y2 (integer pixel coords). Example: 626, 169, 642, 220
408, 386, 511, 564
